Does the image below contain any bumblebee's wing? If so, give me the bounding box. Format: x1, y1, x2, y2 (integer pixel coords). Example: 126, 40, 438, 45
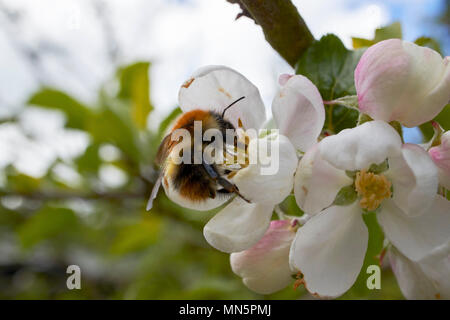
155, 134, 172, 166
146, 171, 164, 211
147, 134, 172, 211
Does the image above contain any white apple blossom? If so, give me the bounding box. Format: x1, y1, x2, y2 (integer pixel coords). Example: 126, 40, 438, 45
290, 120, 450, 298
429, 131, 450, 189
355, 39, 450, 127
230, 219, 297, 294
157, 66, 325, 253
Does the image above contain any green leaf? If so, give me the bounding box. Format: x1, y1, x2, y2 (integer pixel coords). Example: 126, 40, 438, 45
28, 88, 92, 130
296, 34, 364, 100
279, 194, 304, 217
18, 206, 78, 249
373, 22, 402, 42
352, 37, 374, 49
352, 22, 402, 49
117, 62, 153, 130
357, 113, 373, 126
414, 36, 442, 54
420, 123, 434, 142
109, 217, 162, 255
389, 121, 403, 140
332, 106, 359, 133
434, 104, 450, 131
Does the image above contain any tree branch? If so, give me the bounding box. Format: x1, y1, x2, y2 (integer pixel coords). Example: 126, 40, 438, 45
227, 0, 314, 67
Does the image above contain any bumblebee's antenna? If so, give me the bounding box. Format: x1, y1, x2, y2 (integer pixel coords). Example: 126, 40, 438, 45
221, 96, 245, 118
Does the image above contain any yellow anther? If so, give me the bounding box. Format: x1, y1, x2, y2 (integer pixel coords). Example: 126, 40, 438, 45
355, 169, 391, 211
238, 118, 244, 129
223, 127, 250, 167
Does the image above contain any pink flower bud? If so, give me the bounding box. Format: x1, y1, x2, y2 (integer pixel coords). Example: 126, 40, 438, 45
355, 39, 450, 127
230, 220, 296, 294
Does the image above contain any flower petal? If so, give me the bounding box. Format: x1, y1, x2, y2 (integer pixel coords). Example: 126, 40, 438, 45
386, 143, 438, 217
429, 131, 450, 189
230, 220, 296, 294
203, 197, 274, 253
418, 239, 450, 299
355, 39, 450, 127
378, 196, 450, 261
294, 144, 353, 215
178, 65, 266, 130
436, 167, 450, 191
272, 75, 325, 152
319, 120, 402, 171
388, 246, 444, 300
233, 134, 298, 205
289, 202, 368, 298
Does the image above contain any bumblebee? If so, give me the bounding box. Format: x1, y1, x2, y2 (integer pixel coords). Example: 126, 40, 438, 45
147, 97, 249, 210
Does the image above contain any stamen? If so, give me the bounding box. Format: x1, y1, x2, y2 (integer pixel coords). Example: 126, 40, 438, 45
288, 219, 300, 232
293, 272, 304, 290
355, 169, 392, 211
238, 118, 244, 129
218, 125, 251, 175
227, 171, 238, 179
378, 247, 387, 266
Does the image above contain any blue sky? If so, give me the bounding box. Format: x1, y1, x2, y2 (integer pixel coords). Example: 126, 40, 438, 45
367, 0, 448, 53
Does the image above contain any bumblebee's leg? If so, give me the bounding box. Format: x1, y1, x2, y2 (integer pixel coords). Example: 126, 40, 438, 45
202, 162, 251, 203
217, 176, 251, 203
